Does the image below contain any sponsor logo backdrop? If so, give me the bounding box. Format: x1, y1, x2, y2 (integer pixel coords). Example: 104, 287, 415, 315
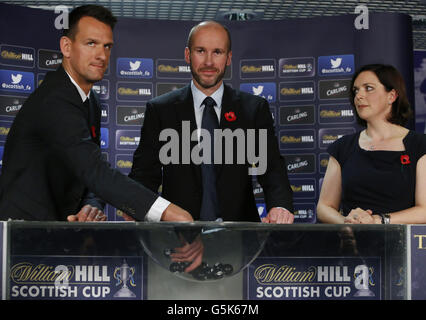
0, 3, 415, 223
414, 50, 426, 134
9, 255, 144, 300
245, 256, 381, 300
0, 221, 2, 300
410, 225, 426, 300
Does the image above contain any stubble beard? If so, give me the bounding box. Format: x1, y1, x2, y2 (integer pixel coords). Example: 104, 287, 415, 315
190, 60, 227, 90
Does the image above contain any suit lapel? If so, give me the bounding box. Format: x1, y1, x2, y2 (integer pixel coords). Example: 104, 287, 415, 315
56, 66, 101, 145
89, 89, 101, 145
220, 84, 241, 131
54, 65, 86, 108
216, 84, 242, 177
53, 65, 92, 123
174, 85, 198, 133
173, 85, 202, 185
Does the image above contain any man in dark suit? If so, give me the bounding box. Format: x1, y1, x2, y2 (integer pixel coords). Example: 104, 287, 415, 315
0, 5, 192, 222
130, 21, 293, 223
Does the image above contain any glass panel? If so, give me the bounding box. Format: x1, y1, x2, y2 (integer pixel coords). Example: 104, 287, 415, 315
5, 222, 407, 300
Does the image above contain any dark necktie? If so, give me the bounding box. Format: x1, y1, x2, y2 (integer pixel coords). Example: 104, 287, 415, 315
200, 96, 220, 221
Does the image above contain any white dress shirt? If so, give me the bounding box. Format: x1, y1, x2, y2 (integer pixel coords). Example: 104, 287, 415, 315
191, 81, 223, 140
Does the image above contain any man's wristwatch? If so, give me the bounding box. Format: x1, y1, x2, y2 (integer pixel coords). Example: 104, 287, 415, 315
380, 213, 391, 224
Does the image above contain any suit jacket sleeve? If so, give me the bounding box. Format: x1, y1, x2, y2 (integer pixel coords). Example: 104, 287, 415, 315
255, 98, 294, 213
37, 90, 159, 220
128, 101, 163, 193
80, 191, 106, 211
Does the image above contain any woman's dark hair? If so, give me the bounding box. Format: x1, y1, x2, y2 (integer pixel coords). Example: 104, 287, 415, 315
349, 64, 412, 127
63, 5, 117, 39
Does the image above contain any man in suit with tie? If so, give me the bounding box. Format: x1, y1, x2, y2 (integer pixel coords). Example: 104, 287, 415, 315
130, 21, 294, 223
0, 5, 192, 222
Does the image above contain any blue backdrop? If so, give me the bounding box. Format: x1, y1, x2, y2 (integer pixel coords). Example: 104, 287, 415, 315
0, 2, 415, 222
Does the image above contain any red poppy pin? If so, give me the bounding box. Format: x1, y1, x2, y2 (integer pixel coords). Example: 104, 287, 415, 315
400, 155, 410, 165
224, 111, 237, 122
91, 125, 96, 138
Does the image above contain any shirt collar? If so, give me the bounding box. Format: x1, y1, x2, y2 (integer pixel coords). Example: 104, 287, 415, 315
191, 81, 224, 109
65, 70, 91, 102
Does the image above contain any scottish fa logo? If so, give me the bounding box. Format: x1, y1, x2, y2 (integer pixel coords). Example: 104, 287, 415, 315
129, 60, 141, 71
0, 69, 34, 93
117, 58, 153, 78
240, 82, 276, 103
330, 58, 342, 69
11, 73, 22, 84
252, 85, 264, 96
318, 54, 354, 76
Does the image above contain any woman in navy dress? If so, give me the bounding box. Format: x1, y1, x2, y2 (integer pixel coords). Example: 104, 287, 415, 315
317, 64, 426, 224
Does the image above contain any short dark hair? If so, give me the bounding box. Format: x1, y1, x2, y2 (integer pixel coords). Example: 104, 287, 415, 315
349, 64, 412, 127
63, 5, 117, 39
186, 21, 232, 52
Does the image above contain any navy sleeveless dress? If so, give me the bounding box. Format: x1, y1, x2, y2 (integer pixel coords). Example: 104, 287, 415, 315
327, 130, 426, 216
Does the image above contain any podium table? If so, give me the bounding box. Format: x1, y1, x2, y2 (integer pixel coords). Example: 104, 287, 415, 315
1, 221, 424, 300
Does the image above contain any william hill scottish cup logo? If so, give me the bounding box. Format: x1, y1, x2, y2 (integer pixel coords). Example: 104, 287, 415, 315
247, 257, 379, 300
93, 79, 109, 100
318, 128, 355, 149
293, 203, 315, 222
115, 130, 140, 150
279, 57, 315, 78
117, 58, 153, 79
9, 256, 142, 300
